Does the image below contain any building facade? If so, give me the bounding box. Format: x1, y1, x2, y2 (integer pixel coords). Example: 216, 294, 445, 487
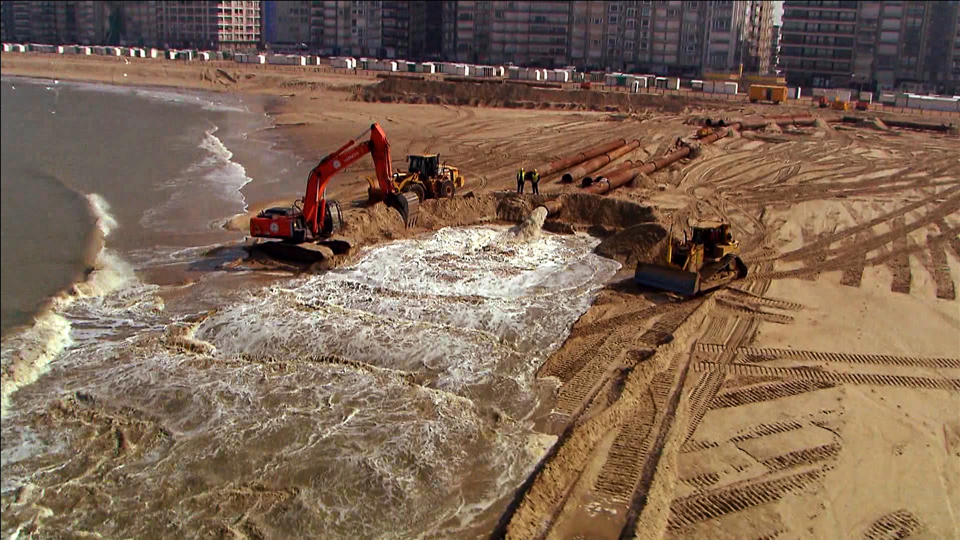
310, 0, 382, 57
409, 0, 442, 59
743, 0, 773, 74
782, 0, 960, 92
263, 0, 309, 50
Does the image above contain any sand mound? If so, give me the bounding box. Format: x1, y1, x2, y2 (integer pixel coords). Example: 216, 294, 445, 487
358, 78, 740, 115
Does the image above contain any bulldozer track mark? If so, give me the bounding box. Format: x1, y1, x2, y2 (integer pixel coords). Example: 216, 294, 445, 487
538, 333, 606, 382
887, 217, 912, 294
721, 374, 784, 389
706, 378, 837, 409
680, 439, 720, 453
927, 240, 957, 300
753, 185, 960, 263
715, 300, 795, 324
937, 218, 960, 261
682, 370, 726, 442
701, 315, 730, 345
568, 301, 689, 339
760, 443, 842, 472
698, 362, 960, 392
723, 289, 804, 310
730, 420, 805, 444
730, 346, 960, 370
682, 472, 720, 489
862, 510, 924, 540
593, 391, 657, 500
651, 371, 676, 403
667, 467, 831, 530
554, 327, 638, 416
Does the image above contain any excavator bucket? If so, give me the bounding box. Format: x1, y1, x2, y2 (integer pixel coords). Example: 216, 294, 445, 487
635, 262, 701, 296
387, 191, 420, 227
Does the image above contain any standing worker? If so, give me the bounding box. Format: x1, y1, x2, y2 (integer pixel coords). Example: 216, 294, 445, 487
531, 169, 541, 195
516, 167, 525, 193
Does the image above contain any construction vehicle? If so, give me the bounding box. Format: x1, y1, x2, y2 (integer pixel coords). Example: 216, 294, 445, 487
250, 123, 418, 244
749, 85, 788, 104
635, 219, 748, 296
830, 98, 852, 111
367, 153, 465, 203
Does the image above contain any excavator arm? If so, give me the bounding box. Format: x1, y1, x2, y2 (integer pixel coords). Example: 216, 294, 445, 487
301, 123, 394, 236
251, 123, 417, 242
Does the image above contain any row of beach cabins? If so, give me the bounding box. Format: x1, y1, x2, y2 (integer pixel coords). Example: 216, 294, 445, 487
4, 43, 958, 112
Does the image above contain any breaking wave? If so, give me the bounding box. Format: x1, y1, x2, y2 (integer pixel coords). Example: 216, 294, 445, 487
1, 194, 136, 416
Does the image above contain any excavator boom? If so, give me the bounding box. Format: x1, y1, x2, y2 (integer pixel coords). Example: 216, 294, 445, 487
250, 123, 417, 243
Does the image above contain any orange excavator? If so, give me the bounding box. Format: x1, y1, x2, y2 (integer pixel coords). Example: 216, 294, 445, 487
250, 123, 418, 243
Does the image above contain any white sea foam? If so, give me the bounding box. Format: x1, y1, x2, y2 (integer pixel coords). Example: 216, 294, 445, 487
0, 194, 141, 417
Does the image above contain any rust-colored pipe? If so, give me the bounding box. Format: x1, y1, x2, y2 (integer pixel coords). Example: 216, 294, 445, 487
560, 139, 640, 184
535, 138, 626, 177
583, 128, 734, 195
536, 198, 564, 217
583, 159, 640, 186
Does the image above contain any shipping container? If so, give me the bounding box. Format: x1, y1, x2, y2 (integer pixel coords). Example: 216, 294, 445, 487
749, 85, 787, 103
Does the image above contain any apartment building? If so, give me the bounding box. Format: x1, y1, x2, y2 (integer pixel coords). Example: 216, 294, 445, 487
381, 0, 409, 58
770, 23, 780, 71
569, 1, 607, 69
157, 1, 259, 50
0, 0, 105, 44
122, 1, 159, 47
702, 1, 747, 72
263, 0, 310, 50
443, 1, 569, 67
310, 0, 382, 57
783, 0, 959, 92
780, 0, 857, 88
409, 0, 442, 59
743, 0, 773, 74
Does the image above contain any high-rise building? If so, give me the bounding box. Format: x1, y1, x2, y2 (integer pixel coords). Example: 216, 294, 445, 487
119, 1, 159, 47
157, 1, 259, 50
783, 0, 959, 92
780, 0, 858, 88
263, 0, 310, 50
381, 1, 409, 58
443, 1, 570, 67
770, 23, 780, 71
569, 1, 607, 70
0, 0, 105, 44
744, 0, 773, 74
702, 0, 748, 72
409, 0, 442, 59
310, 0, 382, 57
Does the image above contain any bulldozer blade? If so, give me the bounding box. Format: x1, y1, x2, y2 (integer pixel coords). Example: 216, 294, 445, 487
635, 262, 701, 296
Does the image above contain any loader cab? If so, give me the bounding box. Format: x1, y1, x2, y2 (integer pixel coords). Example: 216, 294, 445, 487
407, 154, 441, 178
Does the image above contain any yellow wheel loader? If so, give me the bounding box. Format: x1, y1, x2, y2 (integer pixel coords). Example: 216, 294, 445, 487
635, 220, 748, 296
367, 154, 465, 203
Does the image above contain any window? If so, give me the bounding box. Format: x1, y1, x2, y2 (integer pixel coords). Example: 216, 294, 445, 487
627, 20, 635, 29
609, 16, 618, 24
641, 19, 649, 27
592, 39, 601, 46
608, 38, 616, 46
593, 17, 602, 24
609, 4, 618, 12
626, 41, 635, 50
626, 8, 636, 16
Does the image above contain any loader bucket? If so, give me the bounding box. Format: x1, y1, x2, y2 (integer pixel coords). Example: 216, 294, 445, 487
635, 262, 700, 296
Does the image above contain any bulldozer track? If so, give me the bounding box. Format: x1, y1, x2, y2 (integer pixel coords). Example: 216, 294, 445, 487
862, 510, 924, 540
554, 327, 637, 416
723, 289, 804, 310
680, 439, 720, 453
761, 443, 842, 472
707, 379, 837, 409
697, 345, 960, 370
666, 467, 832, 531
681, 472, 720, 489
593, 390, 657, 500
729, 420, 805, 444
568, 301, 689, 339
538, 333, 606, 382
715, 302, 795, 324
697, 362, 960, 392
887, 217, 912, 294
752, 185, 960, 264
701, 315, 731, 344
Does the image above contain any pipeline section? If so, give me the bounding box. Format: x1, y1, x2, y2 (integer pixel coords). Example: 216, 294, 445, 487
560, 139, 641, 184
533, 138, 626, 177
583, 127, 735, 195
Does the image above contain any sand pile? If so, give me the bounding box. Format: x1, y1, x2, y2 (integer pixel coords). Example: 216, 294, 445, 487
358, 78, 739, 114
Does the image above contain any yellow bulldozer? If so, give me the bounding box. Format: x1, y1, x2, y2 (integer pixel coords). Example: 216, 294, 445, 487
368, 154, 465, 203
635, 219, 748, 296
